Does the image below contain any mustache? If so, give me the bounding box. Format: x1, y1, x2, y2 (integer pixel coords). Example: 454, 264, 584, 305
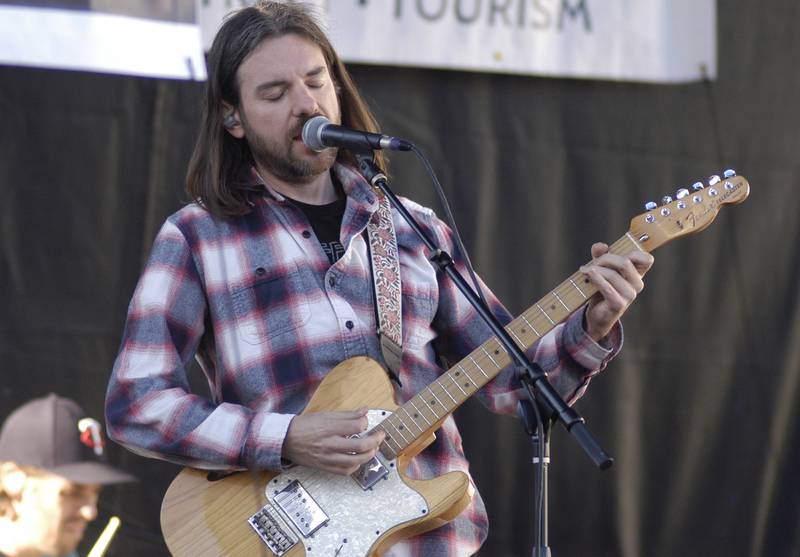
293, 114, 329, 138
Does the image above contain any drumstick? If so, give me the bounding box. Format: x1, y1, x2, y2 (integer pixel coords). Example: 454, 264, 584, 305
87, 516, 121, 557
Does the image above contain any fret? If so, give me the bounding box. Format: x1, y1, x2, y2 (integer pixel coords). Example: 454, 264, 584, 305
552, 291, 570, 312
448, 372, 468, 396
569, 277, 588, 299
455, 364, 478, 389
384, 416, 410, 444
507, 325, 526, 347
462, 360, 488, 380
380, 432, 402, 455
536, 303, 555, 325
519, 314, 540, 337
424, 388, 444, 418
399, 407, 425, 434
467, 355, 488, 381
408, 399, 433, 427
437, 380, 459, 404
480, 346, 500, 369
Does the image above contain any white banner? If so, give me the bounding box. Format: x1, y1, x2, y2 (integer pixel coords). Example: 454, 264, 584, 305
0, 2, 206, 81
199, 0, 715, 84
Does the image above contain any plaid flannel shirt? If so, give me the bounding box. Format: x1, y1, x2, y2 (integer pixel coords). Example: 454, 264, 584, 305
106, 163, 621, 556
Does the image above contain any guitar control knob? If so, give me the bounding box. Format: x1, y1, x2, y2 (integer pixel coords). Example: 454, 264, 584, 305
708, 175, 721, 185
661, 196, 673, 205
676, 188, 690, 199
723, 169, 737, 178
692, 181, 705, 191
645, 201, 658, 211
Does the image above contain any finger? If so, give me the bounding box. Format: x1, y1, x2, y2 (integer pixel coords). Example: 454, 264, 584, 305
629, 251, 655, 276
322, 410, 370, 435
590, 242, 609, 259
592, 250, 653, 279
319, 450, 381, 475
584, 254, 644, 292
583, 266, 637, 310
332, 430, 386, 455
327, 407, 369, 420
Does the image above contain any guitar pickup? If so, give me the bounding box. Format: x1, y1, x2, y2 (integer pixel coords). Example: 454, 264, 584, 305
351, 454, 389, 490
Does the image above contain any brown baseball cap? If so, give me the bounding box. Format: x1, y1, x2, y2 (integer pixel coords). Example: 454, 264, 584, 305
0, 393, 135, 485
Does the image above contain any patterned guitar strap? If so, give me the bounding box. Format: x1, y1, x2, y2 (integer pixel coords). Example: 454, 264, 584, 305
366, 192, 404, 386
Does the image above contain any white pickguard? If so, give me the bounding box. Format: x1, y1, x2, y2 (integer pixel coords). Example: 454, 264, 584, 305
263, 410, 427, 556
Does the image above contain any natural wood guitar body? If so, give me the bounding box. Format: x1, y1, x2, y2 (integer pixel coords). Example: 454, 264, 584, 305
161, 357, 473, 556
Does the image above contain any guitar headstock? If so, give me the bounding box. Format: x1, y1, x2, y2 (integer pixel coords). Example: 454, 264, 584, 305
628, 170, 750, 252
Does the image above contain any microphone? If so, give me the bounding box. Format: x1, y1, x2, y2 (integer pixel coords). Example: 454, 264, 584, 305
301, 116, 412, 152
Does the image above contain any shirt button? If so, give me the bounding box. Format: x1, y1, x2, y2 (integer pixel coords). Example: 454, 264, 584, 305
302, 230, 311, 238
345, 320, 354, 330
255, 267, 266, 276
328, 276, 336, 287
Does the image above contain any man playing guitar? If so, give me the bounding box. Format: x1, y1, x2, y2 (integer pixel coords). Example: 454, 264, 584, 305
105, 2, 653, 555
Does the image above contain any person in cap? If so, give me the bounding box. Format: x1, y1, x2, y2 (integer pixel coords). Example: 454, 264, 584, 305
0, 394, 134, 557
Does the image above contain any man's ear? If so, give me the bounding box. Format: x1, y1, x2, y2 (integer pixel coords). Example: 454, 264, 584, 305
221, 102, 244, 138
1, 462, 27, 518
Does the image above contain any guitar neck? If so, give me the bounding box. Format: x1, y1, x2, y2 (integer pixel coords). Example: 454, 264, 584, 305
375, 172, 750, 459
376, 232, 645, 459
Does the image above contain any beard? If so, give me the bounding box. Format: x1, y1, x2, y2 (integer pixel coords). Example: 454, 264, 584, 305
242, 115, 338, 183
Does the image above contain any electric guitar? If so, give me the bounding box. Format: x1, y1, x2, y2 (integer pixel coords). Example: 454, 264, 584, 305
160, 171, 750, 556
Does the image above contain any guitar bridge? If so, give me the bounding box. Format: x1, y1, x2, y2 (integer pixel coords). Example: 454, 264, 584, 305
248, 503, 298, 556
250, 480, 329, 554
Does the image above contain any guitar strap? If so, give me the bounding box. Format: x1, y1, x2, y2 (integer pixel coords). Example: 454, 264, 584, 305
365, 192, 404, 385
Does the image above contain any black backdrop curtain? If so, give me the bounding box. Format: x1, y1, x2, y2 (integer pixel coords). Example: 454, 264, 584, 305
1, 1, 799, 556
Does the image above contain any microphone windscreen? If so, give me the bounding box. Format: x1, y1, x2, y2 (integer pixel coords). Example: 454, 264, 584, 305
301, 115, 330, 151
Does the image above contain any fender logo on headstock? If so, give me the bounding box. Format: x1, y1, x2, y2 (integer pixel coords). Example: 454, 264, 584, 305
629, 172, 750, 252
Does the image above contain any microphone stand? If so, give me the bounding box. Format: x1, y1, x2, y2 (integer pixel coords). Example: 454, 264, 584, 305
517, 394, 553, 557
355, 153, 613, 555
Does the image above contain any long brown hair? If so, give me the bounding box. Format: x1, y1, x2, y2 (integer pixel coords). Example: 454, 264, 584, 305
186, 1, 385, 218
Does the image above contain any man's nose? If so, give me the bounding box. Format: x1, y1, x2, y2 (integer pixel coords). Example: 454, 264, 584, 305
291, 85, 319, 117
79, 498, 98, 521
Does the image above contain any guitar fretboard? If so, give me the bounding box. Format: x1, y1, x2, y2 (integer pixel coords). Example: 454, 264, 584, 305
375, 232, 645, 460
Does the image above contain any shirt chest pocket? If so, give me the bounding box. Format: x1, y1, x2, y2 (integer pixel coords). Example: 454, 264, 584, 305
230, 264, 312, 344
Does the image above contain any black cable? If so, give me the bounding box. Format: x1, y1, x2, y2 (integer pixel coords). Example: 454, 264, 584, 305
409, 144, 489, 310
408, 143, 549, 555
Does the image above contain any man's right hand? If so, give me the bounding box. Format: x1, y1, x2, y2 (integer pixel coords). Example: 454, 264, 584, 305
281, 407, 386, 475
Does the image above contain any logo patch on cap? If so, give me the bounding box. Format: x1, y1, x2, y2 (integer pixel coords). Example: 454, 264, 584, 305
78, 417, 105, 456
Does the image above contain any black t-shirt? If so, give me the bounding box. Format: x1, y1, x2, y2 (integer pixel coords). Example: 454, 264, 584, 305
289, 196, 347, 265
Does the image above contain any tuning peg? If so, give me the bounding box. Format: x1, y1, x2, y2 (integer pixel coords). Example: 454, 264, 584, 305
645, 201, 658, 211
692, 181, 704, 191
676, 188, 690, 199
661, 195, 673, 205
723, 169, 737, 178
708, 175, 721, 185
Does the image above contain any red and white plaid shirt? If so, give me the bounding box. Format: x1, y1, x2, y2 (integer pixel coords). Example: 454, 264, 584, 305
106, 163, 621, 556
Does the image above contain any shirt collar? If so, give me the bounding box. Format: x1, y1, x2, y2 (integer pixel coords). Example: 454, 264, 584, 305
248, 163, 379, 213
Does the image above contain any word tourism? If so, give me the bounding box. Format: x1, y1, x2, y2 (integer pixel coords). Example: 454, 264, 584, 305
392, 0, 593, 31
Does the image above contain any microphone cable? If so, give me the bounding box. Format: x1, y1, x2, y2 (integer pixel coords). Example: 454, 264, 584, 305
408, 142, 549, 555
408, 143, 489, 311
